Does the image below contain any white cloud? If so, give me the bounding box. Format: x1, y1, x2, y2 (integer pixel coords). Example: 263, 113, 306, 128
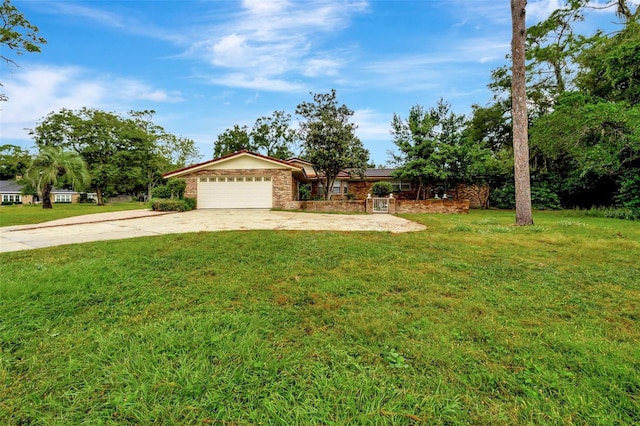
0, 65, 183, 142
190, 0, 369, 91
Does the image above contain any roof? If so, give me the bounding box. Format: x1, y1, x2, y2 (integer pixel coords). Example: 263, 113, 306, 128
0, 180, 78, 194
0, 180, 23, 193
163, 150, 307, 179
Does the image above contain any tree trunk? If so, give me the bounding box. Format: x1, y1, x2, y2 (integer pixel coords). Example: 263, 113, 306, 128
42, 183, 53, 209
511, 0, 534, 225
96, 187, 105, 206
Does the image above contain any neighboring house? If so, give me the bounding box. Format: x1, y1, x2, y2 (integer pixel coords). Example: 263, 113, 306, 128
162, 150, 414, 209
0, 180, 80, 204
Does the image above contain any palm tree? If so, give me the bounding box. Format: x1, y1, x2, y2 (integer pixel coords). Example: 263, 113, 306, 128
25, 146, 90, 209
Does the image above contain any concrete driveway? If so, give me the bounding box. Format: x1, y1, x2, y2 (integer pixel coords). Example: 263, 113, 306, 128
0, 209, 426, 253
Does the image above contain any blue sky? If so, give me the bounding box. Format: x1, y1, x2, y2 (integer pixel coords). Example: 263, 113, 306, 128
1, 0, 630, 165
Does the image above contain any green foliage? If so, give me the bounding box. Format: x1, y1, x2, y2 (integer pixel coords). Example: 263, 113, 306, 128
296, 89, 369, 200
251, 110, 297, 159
151, 198, 195, 212
1, 210, 639, 423
490, 182, 562, 210
584, 206, 639, 221
616, 172, 640, 209
151, 185, 171, 199
213, 124, 254, 157
152, 179, 186, 199
0, 144, 31, 179
298, 183, 311, 201
371, 181, 393, 197
489, 184, 515, 209
391, 99, 495, 198
24, 146, 90, 209
182, 197, 196, 210
78, 193, 96, 204
0, 0, 46, 101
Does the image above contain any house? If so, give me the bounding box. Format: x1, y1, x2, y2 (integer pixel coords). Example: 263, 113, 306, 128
162, 150, 308, 209
285, 160, 412, 200
0, 180, 80, 204
162, 150, 416, 209
161, 150, 476, 214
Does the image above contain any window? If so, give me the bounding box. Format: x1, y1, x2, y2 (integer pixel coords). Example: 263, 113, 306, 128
255, 177, 262, 182
208, 177, 217, 182
390, 180, 411, 191
200, 177, 207, 182
246, 177, 253, 182
54, 193, 72, 203
264, 177, 271, 182
2, 194, 21, 203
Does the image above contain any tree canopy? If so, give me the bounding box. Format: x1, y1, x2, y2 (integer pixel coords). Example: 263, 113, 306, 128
24, 146, 90, 209
1, 0, 46, 101
296, 90, 369, 200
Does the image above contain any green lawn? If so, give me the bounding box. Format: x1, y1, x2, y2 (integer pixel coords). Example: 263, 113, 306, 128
1, 210, 638, 425
0, 202, 150, 227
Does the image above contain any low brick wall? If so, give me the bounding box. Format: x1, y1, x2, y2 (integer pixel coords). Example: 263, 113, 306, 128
395, 199, 469, 214
299, 200, 365, 213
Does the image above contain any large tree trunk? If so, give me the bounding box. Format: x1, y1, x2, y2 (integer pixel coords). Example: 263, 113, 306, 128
511, 0, 534, 225
42, 183, 53, 209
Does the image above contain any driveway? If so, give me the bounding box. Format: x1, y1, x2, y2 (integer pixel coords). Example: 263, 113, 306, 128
0, 209, 426, 253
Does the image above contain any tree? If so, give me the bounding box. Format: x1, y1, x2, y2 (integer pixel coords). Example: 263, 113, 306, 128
1, 0, 46, 101
31, 108, 154, 205
389, 100, 490, 200
251, 110, 297, 159
0, 144, 31, 179
24, 146, 90, 209
511, 0, 533, 225
213, 125, 254, 158
296, 90, 369, 200
129, 110, 200, 200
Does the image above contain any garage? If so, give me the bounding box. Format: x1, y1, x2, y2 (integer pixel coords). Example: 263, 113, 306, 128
197, 176, 273, 209
162, 150, 307, 210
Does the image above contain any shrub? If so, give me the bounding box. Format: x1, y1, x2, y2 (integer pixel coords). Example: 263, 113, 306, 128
489, 184, 515, 209
151, 199, 196, 212
78, 193, 96, 203
183, 197, 196, 210
371, 181, 393, 197
299, 183, 311, 201
490, 183, 562, 210
584, 206, 639, 221
152, 179, 186, 200
151, 185, 172, 199
531, 185, 561, 210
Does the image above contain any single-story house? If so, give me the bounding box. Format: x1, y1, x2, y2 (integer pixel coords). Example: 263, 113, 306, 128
163, 150, 309, 209
0, 180, 80, 204
162, 150, 415, 209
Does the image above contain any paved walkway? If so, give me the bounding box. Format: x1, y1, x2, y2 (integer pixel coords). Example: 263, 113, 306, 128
0, 209, 426, 253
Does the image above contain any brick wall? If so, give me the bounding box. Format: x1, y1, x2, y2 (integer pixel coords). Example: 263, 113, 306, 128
395, 199, 469, 214
300, 200, 365, 213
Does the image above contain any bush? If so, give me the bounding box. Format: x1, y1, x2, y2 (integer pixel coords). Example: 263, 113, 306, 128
299, 183, 311, 201
584, 206, 639, 221
531, 185, 561, 210
152, 179, 186, 199
489, 184, 515, 209
151, 185, 172, 199
78, 193, 96, 203
183, 197, 196, 210
490, 183, 562, 210
371, 181, 393, 197
151, 199, 196, 212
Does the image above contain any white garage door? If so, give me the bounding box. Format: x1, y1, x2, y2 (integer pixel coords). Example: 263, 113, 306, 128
197, 176, 273, 209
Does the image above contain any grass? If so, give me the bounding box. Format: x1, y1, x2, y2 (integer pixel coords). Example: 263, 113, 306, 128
1, 210, 638, 425
0, 202, 150, 227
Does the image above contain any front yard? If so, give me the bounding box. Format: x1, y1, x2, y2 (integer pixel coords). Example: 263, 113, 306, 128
0, 202, 150, 227
1, 210, 638, 424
